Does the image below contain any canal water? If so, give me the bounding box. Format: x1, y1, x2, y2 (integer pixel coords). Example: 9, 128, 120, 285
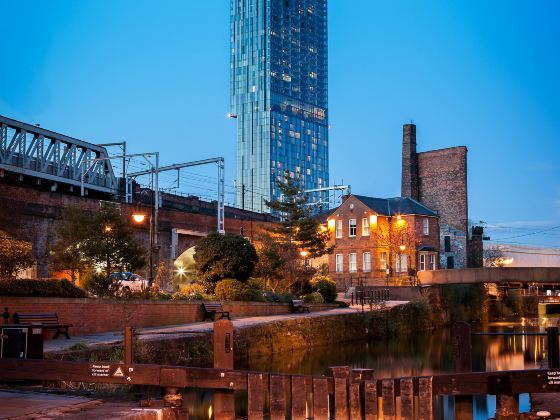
182, 318, 551, 419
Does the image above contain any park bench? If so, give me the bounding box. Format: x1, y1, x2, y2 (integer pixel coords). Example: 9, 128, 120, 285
291, 299, 310, 314
14, 312, 72, 339
201, 302, 231, 321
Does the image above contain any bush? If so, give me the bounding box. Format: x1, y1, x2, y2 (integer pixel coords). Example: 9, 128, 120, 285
310, 275, 337, 303
262, 291, 295, 303
0, 278, 88, 298
82, 274, 120, 297
214, 279, 252, 301
302, 291, 324, 303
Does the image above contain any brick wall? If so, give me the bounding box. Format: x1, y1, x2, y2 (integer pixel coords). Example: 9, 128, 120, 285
0, 297, 338, 337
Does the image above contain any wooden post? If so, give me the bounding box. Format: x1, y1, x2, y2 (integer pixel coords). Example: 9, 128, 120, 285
399, 378, 414, 420
329, 366, 350, 420
452, 322, 473, 420
312, 377, 329, 420
489, 374, 519, 419
213, 319, 235, 420
124, 326, 133, 365
418, 377, 433, 420
547, 327, 559, 368
248, 373, 264, 420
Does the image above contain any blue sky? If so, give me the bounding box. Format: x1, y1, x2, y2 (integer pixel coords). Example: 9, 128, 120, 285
1, 1, 559, 248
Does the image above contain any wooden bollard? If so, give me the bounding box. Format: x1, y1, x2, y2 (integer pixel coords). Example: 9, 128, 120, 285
213, 319, 235, 420
489, 375, 519, 419
124, 326, 133, 365
452, 322, 473, 420
329, 366, 350, 420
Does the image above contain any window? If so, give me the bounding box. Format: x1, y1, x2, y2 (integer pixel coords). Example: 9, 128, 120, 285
380, 252, 387, 270
349, 253, 357, 272
335, 220, 342, 238
429, 254, 436, 270
396, 254, 408, 273
349, 219, 357, 237
336, 254, 343, 272
444, 235, 451, 252
420, 254, 426, 271
447, 256, 455, 269
423, 219, 429, 235
363, 252, 371, 272
362, 218, 370, 236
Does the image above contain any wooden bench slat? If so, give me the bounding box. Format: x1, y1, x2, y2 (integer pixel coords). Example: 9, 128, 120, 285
14, 312, 71, 339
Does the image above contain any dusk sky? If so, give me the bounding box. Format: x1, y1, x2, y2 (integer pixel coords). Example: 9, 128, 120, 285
1, 1, 559, 248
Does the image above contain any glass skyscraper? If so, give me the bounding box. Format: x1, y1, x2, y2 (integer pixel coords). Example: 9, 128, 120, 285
231, 0, 328, 213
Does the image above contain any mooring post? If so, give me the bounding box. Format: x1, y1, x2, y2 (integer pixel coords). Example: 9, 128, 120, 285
213, 318, 235, 420
124, 326, 133, 365
490, 375, 519, 419
547, 327, 560, 368
452, 322, 473, 420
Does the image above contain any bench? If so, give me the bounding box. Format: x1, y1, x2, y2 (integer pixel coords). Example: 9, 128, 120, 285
14, 312, 72, 339
291, 300, 310, 314
201, 302, 231, 321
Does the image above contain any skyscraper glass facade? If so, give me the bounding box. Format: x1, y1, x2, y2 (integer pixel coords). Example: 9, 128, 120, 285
231, 0, 328, 212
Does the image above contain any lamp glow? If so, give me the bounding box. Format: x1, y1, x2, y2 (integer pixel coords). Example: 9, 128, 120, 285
399, 245, 406, 251
300, 250, 309, 258
327, 219, 335, 230
132, 213, 146, 223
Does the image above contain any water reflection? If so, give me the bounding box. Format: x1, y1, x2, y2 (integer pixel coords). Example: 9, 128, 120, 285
182, 318, 551, 419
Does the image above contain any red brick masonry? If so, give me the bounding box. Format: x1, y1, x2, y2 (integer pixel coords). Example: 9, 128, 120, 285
0, 297, 338, 337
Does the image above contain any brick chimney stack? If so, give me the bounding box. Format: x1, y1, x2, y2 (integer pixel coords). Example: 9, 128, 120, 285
401, 123, 419, 200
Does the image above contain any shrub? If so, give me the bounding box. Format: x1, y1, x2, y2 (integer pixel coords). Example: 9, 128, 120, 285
214, 279, 251, 301
0, 278, 88, 298
82, 274, 120, 297
262, 291, 295, 303
310, 275, 337, 303
302, 291, 324, 303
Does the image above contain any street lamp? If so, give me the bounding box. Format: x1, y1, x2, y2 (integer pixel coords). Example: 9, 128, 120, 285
131, 189, 157, 283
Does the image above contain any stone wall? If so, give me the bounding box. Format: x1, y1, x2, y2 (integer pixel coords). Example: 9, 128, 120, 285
0, 297, 338, 337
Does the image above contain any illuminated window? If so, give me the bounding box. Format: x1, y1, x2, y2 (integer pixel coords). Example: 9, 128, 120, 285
420, 254, 426, 271
336, 254, 343, 272
380, 252, 387, 270
335, 220, 342, 238
349, 253, 357, 273
363, 252, 371, 272
429, 254, 436, 270
396, 254, 408, 273
362, 218, 370, 236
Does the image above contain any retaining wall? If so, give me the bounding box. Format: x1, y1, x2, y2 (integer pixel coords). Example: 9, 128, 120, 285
0, 297, 338, 337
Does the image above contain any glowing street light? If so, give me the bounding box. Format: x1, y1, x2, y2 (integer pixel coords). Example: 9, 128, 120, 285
132, 213, 147, 223
300, 250, 309, 258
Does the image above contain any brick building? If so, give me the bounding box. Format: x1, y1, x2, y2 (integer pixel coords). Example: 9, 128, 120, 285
326, 194, 440, 289
401, 123, 469, 269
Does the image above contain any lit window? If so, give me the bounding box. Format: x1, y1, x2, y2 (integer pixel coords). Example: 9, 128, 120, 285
423, 219, 429, 235
349, 219, 357, 237
335, 220, 342, 238
380, 252, 387, 270
349, 253, 357, 273
396, 254, 408, 273
363, 252, 371, 272
336, 254, 343, 272
429, 254, 436, 270
420, 254, 426, 271
362, 218, 370, 236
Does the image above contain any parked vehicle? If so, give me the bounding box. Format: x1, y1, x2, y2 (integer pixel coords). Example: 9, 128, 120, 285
110, 272, 149, 291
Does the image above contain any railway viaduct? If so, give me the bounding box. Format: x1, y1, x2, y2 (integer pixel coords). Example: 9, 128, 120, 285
418, 267, 560, 285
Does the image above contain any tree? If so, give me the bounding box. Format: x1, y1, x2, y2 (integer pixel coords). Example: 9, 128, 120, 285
50, 204, 146, 281
194, 233, 258, 292
376, 217, 419, 277
483, 246, 506, 267
265, 172, 333, 257
260, 172, 333, 293
0, 230, 34, 279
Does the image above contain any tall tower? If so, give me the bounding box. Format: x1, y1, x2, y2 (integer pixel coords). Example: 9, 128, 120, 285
231, 0, 329, 212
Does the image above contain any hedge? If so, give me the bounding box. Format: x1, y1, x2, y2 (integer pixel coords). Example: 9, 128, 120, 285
0, 278, 88, 298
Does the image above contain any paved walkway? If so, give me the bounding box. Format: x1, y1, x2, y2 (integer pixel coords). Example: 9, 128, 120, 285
45, 302, 408, 354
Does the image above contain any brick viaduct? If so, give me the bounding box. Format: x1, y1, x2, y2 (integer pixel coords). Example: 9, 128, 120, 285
0, 181, 274, 278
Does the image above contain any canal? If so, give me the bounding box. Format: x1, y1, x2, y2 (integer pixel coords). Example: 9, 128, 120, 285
183, 318, 551, 419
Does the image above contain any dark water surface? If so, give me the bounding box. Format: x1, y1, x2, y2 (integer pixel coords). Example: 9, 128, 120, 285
182, 319, 550, 419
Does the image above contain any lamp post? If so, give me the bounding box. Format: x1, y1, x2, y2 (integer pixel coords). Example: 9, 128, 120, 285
132, 189, 157, 283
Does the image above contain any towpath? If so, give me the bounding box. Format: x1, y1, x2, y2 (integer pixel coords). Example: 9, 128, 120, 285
44, 301, 408, 354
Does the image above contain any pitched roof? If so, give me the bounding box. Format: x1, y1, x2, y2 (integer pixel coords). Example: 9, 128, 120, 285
353, 195, 438, 217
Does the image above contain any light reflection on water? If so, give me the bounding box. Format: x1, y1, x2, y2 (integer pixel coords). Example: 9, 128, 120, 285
181, 317, 552, 419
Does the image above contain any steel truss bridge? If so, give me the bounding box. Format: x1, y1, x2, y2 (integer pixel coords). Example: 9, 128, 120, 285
0, 115, 117, 194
